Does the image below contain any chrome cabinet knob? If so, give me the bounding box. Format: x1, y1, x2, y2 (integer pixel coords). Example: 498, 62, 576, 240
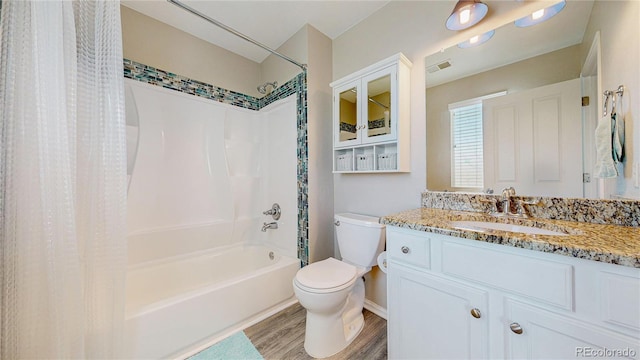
510, 322, 523, 334
401, 246, 410, 254
470, 308, 481, 319
334, 221, 340, 226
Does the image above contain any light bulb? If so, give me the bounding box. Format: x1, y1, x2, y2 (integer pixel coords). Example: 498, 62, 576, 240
515, 0, 565, 27
457, 29, 495, 49
532, 8, 545, 20
446, 1, 489, 31
459, 8, 471, 24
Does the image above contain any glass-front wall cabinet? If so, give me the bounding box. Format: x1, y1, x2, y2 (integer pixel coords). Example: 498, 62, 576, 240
331, 53, 411, 173
334, 66, 397, 148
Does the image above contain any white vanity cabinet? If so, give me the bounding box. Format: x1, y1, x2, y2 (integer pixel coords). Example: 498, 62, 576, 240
389, 264, 489, 359
505, 300, 639, 359
386, 226, 640, 360
331, 53, 411, 173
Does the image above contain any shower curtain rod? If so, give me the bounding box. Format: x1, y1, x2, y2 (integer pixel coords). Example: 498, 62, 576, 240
167, 0, 308, 71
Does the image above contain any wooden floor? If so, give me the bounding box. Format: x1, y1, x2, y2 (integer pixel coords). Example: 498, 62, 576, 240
245, 303, 387, 360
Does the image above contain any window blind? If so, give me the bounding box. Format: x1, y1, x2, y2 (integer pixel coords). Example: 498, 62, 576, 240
450, 102, 483, 188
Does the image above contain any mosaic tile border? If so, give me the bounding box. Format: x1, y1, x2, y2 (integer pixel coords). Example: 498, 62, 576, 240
340, 122, 356, 133
259, 77, 299, 109
421, 191, 640, 227
368, 118, 386, 129
124, 59, 309, 266
124, 59, 260, 110
339, 120, 385, 133
296, 72, 309, 267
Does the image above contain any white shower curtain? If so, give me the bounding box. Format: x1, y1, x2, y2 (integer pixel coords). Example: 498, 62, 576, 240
0, 1, 127, 358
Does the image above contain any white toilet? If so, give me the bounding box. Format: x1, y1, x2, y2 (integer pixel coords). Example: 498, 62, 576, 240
293, 213, 385, 358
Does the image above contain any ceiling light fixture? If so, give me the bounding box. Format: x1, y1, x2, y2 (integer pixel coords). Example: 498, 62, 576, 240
515, 0, 566, 27
446, 0, 489, 31
457, 29, 495, 48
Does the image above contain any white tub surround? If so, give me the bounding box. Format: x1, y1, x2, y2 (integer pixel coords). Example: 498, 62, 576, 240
125, 245, 299, 359
126, 80, 298, 263
124, 78, 299, 358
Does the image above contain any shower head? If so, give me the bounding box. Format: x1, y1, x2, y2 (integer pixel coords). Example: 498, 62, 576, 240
257, 81, 278, 94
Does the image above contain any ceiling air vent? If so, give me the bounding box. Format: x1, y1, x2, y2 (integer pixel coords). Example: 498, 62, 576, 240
426, 59, 452, 74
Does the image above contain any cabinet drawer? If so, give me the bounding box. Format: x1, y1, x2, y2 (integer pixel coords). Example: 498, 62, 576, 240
387, 229, 430, 268
441, 242, 574, 310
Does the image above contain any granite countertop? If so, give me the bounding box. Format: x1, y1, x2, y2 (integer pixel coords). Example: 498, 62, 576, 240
381, 208, 640, 268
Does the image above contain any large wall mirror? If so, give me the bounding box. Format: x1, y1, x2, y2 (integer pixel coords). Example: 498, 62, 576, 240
425, 0, 630, 199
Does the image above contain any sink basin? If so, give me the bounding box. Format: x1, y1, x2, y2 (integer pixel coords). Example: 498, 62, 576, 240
450, 221, 569, 236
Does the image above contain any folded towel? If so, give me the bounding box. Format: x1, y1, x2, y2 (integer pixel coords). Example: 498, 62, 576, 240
594, 115, 617, 178
612, 111, 625, 162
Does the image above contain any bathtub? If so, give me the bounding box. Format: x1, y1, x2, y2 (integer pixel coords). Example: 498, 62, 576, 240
124, 245, 300, 359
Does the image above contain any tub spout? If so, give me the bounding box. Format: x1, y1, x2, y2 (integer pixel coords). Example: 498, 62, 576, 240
262, 222, 278, 232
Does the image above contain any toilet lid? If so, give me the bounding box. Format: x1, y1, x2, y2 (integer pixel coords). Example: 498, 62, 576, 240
295, 258, 357, 290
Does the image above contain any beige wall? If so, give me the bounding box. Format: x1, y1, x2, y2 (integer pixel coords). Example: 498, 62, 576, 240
581, 0, 640, 199
259, 26, 308, 90
332, 0, 594, 311
306, 25, 335, 263
121, 6, 261, 97
260, 24, 335, 264
332, 1, 550, 79
426, 45, 582, 192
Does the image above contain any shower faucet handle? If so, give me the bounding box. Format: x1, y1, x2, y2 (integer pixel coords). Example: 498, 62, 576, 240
263, 203, 281, 220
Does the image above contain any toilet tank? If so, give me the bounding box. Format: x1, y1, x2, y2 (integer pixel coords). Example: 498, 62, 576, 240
335, 213, 386, 268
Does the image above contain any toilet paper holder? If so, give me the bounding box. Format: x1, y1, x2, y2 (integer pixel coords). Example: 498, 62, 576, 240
377, 252, 388, 274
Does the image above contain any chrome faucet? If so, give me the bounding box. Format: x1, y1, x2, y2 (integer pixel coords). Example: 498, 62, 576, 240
500, 187, 516, 216
483, 187, 540, 218
261, 222, 278, 232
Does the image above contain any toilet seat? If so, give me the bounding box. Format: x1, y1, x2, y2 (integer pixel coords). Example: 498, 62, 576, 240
294, 258, 357, 294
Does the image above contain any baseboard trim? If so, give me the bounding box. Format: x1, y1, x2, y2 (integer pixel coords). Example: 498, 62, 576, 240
364, 299, 387, 320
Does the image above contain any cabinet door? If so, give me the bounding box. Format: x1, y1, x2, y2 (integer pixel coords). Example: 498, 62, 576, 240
334, 80, 361, 148
361, 65, 397, 144
388, 263, 489, 360
505, 300, 640, 359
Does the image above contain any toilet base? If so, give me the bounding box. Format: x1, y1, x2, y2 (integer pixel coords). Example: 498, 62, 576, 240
303, 278, 366, 358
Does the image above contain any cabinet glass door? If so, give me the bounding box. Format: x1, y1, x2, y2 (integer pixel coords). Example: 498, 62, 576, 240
337, 86, 359, 143
362, 66, 397, 143
367, 74, 391, 137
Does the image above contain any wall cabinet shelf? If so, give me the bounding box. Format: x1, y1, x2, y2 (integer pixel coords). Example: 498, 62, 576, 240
386, 226, 640, 360
334, 142, 400, 172
331, 53, 411, 173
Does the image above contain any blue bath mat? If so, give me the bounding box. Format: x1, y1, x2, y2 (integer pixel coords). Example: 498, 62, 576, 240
189, 331, 263, 360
